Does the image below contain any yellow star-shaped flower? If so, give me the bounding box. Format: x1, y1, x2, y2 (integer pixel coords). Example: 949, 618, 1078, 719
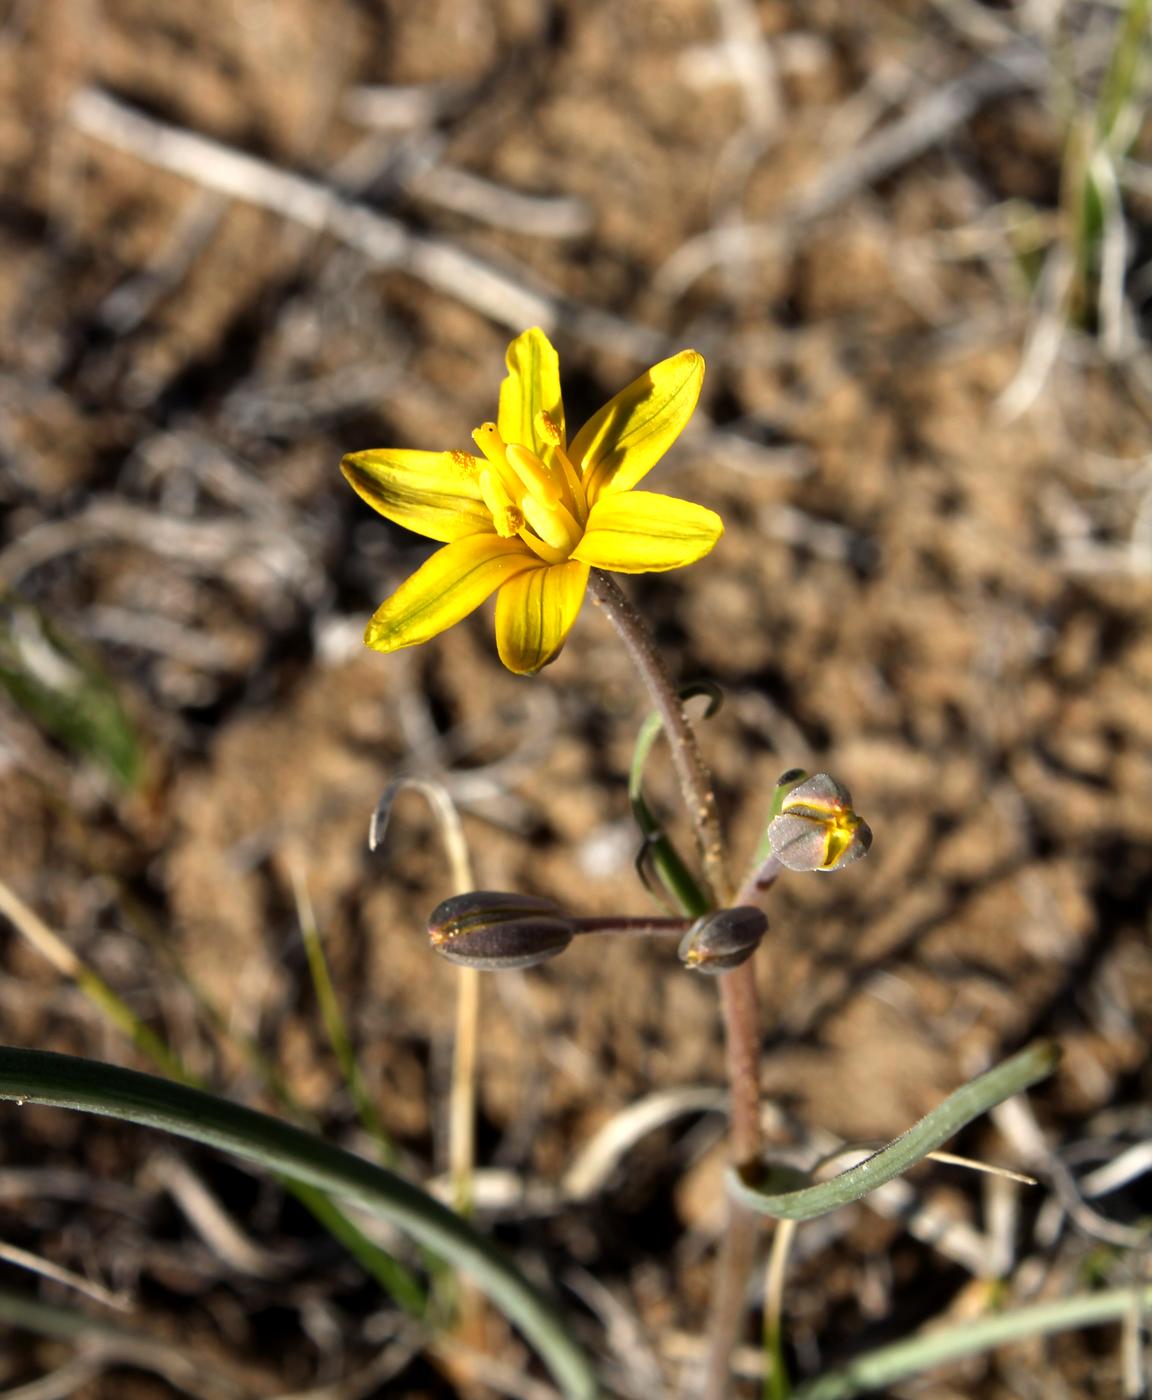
341, 327, 723, 675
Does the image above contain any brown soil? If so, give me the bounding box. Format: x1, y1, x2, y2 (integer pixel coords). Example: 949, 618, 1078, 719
1, 1, 1150, 1397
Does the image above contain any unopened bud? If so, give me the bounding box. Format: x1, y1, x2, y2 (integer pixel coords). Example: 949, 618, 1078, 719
427, 890, 575, 971
678, 906, 768, 974
766, 772, 872, 872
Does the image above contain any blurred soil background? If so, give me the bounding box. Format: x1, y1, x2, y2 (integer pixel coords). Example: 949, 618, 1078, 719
1, 0, 1151, 1396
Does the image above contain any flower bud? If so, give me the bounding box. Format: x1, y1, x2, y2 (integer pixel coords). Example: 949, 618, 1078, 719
427, 890, 575, 971
766, 772, 872, 872
678, 906, 768, 974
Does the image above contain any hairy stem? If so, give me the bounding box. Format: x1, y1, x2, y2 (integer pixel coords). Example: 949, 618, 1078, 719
588, 570, 729, 904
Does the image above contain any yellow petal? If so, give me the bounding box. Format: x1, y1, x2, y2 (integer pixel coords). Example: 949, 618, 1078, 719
343, 450, 492, 543
498, 328, 565, 458
495, 559, 590, 675
570, 350, 704, 505
571, 491, 723, 573
366, 535, 538, 653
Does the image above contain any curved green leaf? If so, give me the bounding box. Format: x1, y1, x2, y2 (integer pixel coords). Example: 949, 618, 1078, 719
0, 1046, 598, 1400
729, 1041, 1060, 1221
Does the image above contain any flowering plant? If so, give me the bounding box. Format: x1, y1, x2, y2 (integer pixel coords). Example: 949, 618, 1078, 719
336, 329, 1059, 1400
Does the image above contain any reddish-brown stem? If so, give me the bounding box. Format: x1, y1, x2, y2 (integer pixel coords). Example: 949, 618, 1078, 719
587, 570, 729, 905
570, 916, 690, 938
703, 961, 766, 1400
717, 961, 762, 1168
703, 1201, 763, 1400
588, 569, 764, 1400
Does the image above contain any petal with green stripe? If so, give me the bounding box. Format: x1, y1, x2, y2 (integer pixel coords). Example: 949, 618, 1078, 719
572, 491, 723, 572
342, 450, 492, 543
498, 328, 566, 458
571, 350, 704, 504
366, 536, 538, 653
494, 559, 590, 675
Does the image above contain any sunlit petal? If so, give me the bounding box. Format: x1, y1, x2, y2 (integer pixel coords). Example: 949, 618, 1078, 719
498, 328, 566, 459
571, 491, 723, 572
570, 350, 704, 504
495, 559, 590, 675
366, 536, 537, 653
342, 450, 492, 543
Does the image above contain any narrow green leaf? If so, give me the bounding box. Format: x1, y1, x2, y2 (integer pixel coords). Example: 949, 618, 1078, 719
0, 874, 424, 1315
729, 1042, 1060, 1221
0, 598, 141, 789
794, 1284, 1152, 1400
293, 1179, 425, 1316
294, 871, 395, 1160
0, 1288, 250, 1395
1096, 0, 1151, 146
0, 1046, 597, 1400
629, 683, 720, 917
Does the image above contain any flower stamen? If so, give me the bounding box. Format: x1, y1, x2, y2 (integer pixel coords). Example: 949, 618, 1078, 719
479, 468, 524, 538
472, 421, 529, 513
518, 530, 569, 564
534, 412, 586, 523
521, 494, 582, 553
505, 443, 562, 507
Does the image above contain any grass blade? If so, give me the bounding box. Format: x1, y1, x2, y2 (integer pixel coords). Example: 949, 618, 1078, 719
0, 874, 424, 1315
0, 1045, 598, 1400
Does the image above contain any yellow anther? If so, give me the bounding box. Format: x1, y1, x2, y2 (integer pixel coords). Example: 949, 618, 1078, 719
535, 411, 563, 446
445, 449, 477, 476
506, 443, 562, 506
528, 413, 586, 523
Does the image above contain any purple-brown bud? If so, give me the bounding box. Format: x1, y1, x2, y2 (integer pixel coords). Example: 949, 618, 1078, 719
678, 906, 768, 974
427, 890, 575, 971
766, 773, 872, 872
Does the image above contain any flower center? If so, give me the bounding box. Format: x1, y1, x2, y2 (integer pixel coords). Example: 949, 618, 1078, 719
471, 420, 587, 563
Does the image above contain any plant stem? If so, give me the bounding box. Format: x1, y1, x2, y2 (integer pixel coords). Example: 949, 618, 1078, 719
703, 960, 767, 1400
570, 916, 690, 938
588, 570, 729, 904
588, 569, 764, 1399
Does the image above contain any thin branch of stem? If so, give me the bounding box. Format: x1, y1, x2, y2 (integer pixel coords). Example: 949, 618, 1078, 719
570, 916, 690, 938
734, 852, 783, 907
